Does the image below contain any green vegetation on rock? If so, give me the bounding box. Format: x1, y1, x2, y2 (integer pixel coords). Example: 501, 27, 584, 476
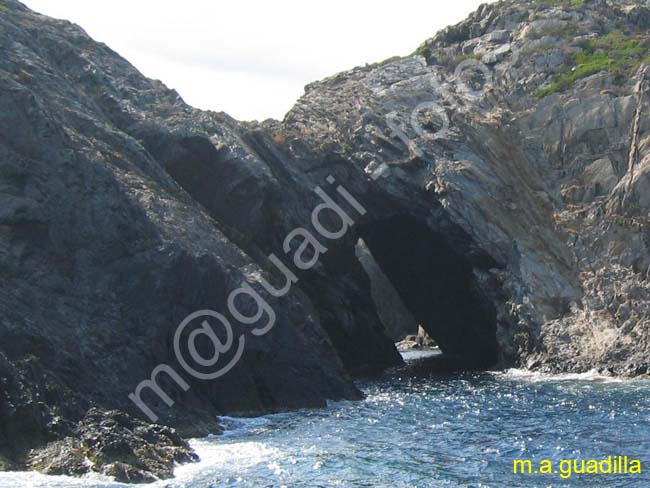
533, 0, 585, 8
459, 53, 483, 61
536, 23, 579, 40
534, 31, 650, 97
522, 42, 556, 56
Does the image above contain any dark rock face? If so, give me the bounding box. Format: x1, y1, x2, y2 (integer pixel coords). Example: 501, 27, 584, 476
2, 0, 650, 482
0, 0, 363, 476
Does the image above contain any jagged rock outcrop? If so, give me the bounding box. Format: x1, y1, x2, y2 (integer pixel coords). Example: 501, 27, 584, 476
2, 0, 650, 482
26, 408, 197, 483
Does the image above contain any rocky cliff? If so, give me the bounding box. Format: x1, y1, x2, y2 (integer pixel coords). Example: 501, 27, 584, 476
1, 0, 650, 481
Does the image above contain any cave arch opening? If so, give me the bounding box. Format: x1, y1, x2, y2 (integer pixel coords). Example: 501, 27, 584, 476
356, 214, 499, 370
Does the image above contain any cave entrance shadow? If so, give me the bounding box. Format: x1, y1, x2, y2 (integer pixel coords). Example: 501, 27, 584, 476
357, 214, 499, 372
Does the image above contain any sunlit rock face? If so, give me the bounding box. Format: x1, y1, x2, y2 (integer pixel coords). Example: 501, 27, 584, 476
268, 0, 650, 376
2, 0, 650, 479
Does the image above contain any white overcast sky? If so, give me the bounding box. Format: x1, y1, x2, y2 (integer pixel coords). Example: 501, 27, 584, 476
23, 1, 490, 121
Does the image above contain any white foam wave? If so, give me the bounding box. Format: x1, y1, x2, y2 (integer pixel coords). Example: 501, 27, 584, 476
171, 437, 282, 483
0, 470, 124, 488
217, 415, 272, 437
493, 368, 629, 383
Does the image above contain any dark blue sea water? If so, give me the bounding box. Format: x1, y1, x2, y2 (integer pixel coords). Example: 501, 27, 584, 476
2, 352, 649, 488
